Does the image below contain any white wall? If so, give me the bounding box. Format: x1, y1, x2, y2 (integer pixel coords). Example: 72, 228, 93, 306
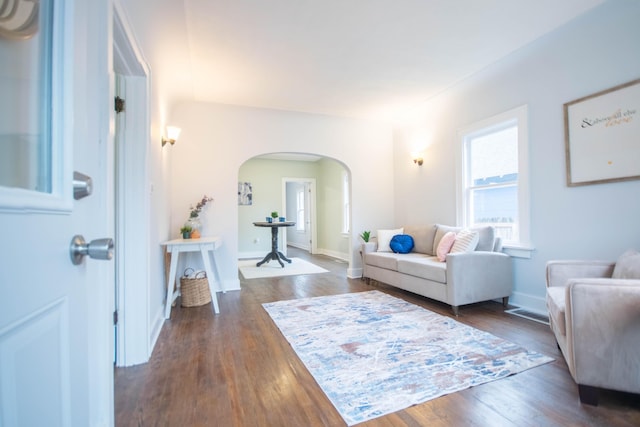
170, 101, 394, 287
394, 0, 640, 312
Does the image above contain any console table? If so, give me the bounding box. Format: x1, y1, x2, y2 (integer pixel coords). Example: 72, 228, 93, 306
161, 236, 223, 318
253, 221, 295, 267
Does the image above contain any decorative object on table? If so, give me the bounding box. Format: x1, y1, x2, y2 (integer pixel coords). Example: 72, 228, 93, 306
180, 225, 192, 239
263, 290, 553, 426
184, 195, 213, 238
359, 230, 371, 242
179, 268, 212, 307
564, 78, 640, 186
278, 216, 285, 222
238, 182, 252, 205
266, 216, 273, 223
270, 211, 279, 220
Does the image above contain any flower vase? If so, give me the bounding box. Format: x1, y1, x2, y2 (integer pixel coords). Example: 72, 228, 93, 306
186, 217, 202, 239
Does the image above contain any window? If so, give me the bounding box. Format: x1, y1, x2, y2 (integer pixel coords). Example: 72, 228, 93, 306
342, 171, 350, 234
458, 106, 530, 250
296, 188, 305, 231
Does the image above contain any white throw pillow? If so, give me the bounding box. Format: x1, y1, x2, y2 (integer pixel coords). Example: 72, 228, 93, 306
450, 229, 479, 253
376, 228, 404, 252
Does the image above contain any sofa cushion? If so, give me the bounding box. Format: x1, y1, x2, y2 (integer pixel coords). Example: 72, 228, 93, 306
436, 231, 456, 262
451, 229, 479, 253
612, 249, 640, 279
433, 224, 461, 254
546, 286, 566, 336
397, 256, 447, 283
376, 228, 403, 252
365, 252, 400, 270
390, 234, 414, 254
472, 226, 496, 252
403, 224, 437, 255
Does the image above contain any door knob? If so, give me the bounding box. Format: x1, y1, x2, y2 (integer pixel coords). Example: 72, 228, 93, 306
70, 235, 114, 265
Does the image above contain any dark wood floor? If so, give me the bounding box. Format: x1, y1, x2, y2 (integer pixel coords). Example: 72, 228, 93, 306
115, 247, 640, 426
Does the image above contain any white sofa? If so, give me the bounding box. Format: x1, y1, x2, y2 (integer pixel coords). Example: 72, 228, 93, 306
362, 224, 513, 315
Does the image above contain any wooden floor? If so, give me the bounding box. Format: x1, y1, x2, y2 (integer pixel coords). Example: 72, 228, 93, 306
115, 248, 640, 426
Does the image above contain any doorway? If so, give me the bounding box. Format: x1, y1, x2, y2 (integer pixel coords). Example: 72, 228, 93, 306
112, 7, 152, 367
284, 178, 317, 254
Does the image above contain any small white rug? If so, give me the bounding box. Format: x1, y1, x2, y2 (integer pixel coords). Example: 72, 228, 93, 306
239, 257, 328, 279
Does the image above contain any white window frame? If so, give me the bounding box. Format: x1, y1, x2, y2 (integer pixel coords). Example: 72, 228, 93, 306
456, 105, 532, 257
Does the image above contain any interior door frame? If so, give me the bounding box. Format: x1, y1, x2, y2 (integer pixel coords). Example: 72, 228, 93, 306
282, 177, 317, 255
112, 1, 152, 367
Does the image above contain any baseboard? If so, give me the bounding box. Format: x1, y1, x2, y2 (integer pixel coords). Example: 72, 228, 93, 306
147, 304, 165, 364
508, 291, 547, 314
239, 251, 268, 259
317, 248, 349, 262
222, 278, 241, 291
288, 241, 310, 251
348, 267, 363, 279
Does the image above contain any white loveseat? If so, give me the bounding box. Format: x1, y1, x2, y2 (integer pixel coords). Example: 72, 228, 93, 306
362, 224, 513, 315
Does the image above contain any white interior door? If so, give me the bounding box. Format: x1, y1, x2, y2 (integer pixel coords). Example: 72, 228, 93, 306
0, 0, 113, 425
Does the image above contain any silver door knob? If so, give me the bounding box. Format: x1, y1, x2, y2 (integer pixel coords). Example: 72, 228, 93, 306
70, 235, 114, 265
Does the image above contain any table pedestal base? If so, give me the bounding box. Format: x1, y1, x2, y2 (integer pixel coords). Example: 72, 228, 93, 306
256, 225, 292, 268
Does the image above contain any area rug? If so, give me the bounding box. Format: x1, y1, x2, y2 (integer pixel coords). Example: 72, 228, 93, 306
239, 257, 328, 279
263, 290, 553, 426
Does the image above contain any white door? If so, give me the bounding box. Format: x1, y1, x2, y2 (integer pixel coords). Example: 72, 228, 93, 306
0, 1, 113, 425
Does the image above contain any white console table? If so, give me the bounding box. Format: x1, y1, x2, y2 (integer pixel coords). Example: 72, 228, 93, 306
161, 236, 224, 318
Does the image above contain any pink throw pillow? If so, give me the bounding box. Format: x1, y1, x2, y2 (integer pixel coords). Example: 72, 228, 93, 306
436, 231, 456, 262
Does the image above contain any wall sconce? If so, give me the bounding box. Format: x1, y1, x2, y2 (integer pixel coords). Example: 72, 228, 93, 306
161, 126, 181, 147
413, 155, 424, 166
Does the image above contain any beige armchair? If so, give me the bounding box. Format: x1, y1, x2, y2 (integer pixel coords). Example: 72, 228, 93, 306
545, 252, 640, 405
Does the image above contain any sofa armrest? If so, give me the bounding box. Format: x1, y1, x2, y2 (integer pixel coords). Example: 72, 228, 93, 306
546, 260, 614, 288
564, 278, 640, 393
446, 251, 513, 306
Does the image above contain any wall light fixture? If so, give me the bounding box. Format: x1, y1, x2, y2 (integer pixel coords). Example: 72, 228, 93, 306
161, 126, 181, 147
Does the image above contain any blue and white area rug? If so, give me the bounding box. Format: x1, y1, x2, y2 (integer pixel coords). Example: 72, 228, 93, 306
263, 290, 553, 426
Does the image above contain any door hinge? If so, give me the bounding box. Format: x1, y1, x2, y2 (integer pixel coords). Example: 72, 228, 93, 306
114, 96, 125, 113
113, 310, 118, 325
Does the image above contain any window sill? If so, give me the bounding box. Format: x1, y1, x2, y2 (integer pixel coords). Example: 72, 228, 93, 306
502, 244, 535, 259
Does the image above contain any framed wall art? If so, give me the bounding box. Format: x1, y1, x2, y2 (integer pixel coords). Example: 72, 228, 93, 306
564, 78, 640, 186
238, 182, 252, 205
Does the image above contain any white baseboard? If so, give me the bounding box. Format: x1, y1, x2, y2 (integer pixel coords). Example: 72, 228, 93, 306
508, 291, 547, 315
348, 267, 363, 279
317, 248, 349, 262
147, 304, 165, 364
222, 278, 241, 291
288, 241, 310, 251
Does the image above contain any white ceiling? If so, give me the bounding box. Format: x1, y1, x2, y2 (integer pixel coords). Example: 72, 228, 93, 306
179, 0, 604, 121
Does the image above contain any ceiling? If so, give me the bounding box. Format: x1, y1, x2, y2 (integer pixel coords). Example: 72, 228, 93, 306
177, 0, 605, 122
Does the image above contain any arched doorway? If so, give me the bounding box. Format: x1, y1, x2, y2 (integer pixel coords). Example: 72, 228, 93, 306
237, 153, 351, 266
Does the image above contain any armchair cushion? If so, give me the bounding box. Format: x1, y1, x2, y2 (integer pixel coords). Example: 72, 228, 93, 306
612, 249, 640, 279
546, 286, 566, 336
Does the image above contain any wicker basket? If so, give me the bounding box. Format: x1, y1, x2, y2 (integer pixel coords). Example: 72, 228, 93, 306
180, 268, 212, 307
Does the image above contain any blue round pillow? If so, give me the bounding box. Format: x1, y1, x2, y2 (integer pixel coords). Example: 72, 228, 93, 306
389, 234, 414, 254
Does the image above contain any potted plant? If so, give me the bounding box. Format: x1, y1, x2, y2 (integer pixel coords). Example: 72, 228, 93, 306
360, 230, 371, 242
271, 211, 279, 219
180, 225, 192, 239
